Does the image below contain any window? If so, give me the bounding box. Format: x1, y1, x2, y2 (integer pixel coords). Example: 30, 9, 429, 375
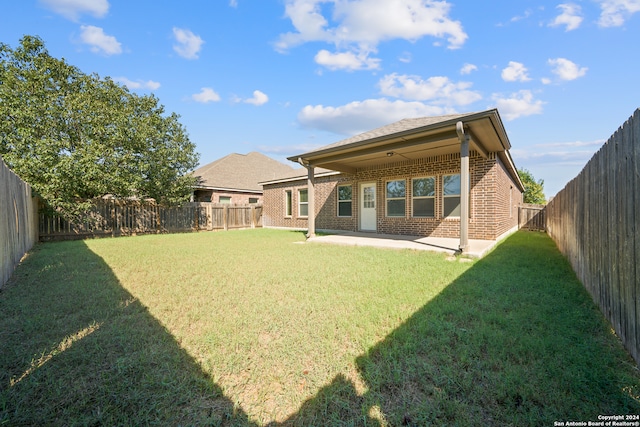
219, 196, 231, 204
249, 197, 259, 204
285, 190, 292, 217
298, 189, 308, 217
386, 180, 405, 217
412, 177, 435, 217
443, 174, 461, 217
337, 185, 352, 217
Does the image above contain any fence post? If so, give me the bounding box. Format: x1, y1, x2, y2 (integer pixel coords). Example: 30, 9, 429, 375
223, 205, 228, 231
251, 205, 256, 229
194, 203, 199, 231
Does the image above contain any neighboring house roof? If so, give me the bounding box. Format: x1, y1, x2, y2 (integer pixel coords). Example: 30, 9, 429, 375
193, 152, 296, 193
286, 108, 524, 191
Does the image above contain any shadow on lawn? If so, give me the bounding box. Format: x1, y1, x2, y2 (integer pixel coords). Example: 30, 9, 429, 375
0, 240, 253, 426
1, 233, 639, 426
278, 232, 640, 426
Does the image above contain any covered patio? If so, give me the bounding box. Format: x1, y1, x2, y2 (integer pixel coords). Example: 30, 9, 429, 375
288, 109, 523, 253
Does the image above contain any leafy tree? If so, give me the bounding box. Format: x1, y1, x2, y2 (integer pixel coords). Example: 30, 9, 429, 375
0, 36, 199, 217
518, 168, 546, 204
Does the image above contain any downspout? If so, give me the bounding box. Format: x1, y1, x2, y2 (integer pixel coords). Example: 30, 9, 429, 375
297, 157, 316, 238
456, 122, 470, 253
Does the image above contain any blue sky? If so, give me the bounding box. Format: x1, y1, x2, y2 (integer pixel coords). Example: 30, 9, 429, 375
2, 0, 639, 197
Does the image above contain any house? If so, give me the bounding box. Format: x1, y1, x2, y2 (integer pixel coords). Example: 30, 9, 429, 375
261, 109, 525, 252
192, 152, 296, 204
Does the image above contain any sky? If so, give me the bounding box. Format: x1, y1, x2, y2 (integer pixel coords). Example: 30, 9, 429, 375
1, 0, 639, 198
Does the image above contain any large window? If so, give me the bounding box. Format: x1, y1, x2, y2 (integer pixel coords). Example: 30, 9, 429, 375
443, 174, 461, 217
337, 185, 352, 217
412, 177, 435, 217
219, 196, 231, 204
386, 180, 406, 217
298, 189, 308, 217
285, 190, 292, 217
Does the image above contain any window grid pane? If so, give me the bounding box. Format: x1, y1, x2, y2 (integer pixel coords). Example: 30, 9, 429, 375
338, 202, 352, 217
338, 185, 352, 201
413, 177, 435, 197
363, 187, 375, 208
443, 174, 461, 196
444, 197, 461, 217
413, 198, 435, 217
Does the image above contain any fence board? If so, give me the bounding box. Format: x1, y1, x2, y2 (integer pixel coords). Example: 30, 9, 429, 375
518, 204, 545, 231
1, 157, 39, 288
545, 108, 640, 366
39, 201, 262, 240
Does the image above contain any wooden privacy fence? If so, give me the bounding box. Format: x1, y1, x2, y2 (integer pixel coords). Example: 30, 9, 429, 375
39, 200, 263, 241
545, 108, 639, 366
519, 203, 546, 231
1, 156, 39, 288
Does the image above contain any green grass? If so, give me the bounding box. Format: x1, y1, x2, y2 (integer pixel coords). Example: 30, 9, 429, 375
0, 229, 638, 426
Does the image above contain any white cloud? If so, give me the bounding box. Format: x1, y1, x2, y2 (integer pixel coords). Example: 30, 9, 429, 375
492, 90, 544, 121
40, 0, 109, 21
548, 57, 588, 80
192, 87, 221, 103
298, 98, 452, 135
257, 143, 325, 156
511, 140, 604, 166
501, 61, 531, 82
276, 0, 467, 70
549, 3, 583, 31
510, 8, 533, 23
172, 27, 204, 59
314, 49, 381, 71
398, 52, 412, 63
115, 77, 160, 91
596, 0, 640, 27
244, 90, 269, 106
229, 0, 238, 7
378, 73, 481, 106
79, 25, 122, 55
460, 63, 477, 75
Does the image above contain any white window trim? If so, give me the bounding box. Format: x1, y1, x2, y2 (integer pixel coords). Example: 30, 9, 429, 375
385, 179, 406, 218
298, 188, 308, 218
411, 176, 436, 218
337, 184, 353, 217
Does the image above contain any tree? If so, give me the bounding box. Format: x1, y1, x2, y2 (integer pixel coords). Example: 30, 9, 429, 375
0, 36, 199, 217
518, 168, 546, 204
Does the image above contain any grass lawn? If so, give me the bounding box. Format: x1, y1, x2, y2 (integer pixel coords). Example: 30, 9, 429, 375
1, 229, 638, 426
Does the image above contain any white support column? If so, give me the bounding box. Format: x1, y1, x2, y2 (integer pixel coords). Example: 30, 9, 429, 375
307, 164, 316, 238
457, 122, 470, 253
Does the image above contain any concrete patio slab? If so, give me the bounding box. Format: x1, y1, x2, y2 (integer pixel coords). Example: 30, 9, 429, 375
305, 231, 497, 258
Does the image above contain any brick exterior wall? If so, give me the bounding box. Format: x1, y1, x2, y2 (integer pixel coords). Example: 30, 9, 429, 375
194, 189, 262, 204
263, 152, 523, 240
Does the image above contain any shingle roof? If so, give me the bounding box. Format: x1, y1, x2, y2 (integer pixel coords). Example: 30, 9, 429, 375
301, 112, 476, 155
193, 152, 296, 192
